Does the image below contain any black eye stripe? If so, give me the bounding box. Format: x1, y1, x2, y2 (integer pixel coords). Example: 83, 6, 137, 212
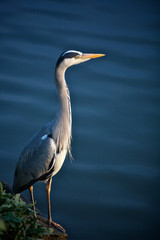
56, 52, 80, 67
64, 52, 79, 58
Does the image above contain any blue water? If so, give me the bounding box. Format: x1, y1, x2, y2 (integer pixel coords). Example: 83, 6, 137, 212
0, 0, 160, 239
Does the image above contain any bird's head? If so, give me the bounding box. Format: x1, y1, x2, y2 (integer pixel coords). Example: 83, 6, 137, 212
56, 50, 105, 70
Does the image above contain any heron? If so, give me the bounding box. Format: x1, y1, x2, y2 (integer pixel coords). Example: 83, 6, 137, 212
13, 50, 105, 230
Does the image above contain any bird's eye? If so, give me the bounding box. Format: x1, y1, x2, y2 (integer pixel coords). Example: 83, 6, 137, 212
74, 55, 80, 59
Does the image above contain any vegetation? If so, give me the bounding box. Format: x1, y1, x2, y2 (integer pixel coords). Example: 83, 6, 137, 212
0, 182, 53, 240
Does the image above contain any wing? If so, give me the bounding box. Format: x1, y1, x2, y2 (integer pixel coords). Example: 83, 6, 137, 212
13, 133, 56, 193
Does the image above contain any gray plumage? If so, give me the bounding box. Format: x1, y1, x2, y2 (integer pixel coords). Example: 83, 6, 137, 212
13, 50, 105, 226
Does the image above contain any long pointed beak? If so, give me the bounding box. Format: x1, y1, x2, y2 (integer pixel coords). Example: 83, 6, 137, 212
81, 53, 105, 59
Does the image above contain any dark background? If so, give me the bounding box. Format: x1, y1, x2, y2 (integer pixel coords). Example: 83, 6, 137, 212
0, 0, 160, 239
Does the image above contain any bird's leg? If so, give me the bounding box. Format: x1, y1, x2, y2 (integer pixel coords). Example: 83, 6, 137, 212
46, 178, 52, 225
46, 178, 65, 233
29, 185, 37, 218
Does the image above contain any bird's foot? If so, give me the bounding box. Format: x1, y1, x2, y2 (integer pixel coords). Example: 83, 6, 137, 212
49, 220, 66, 233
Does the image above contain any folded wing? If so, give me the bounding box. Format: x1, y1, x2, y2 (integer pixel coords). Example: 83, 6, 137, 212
13, 134, 56, 193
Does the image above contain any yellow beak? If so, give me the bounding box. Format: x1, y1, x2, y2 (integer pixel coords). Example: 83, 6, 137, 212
80, 53, 105, 59
82, 53, 106, 59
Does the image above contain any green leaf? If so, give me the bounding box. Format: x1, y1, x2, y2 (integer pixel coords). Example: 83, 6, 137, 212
0, 204, 15, 213
13, 194, 21, 203
0, 218, 6, 232
3, 212, 22, 223
0, 182, 3, 195
0, 186, 54, 239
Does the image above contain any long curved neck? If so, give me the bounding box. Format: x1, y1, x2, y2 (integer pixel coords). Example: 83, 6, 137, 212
55, 66, 71, 118
54, 65, 72, 152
